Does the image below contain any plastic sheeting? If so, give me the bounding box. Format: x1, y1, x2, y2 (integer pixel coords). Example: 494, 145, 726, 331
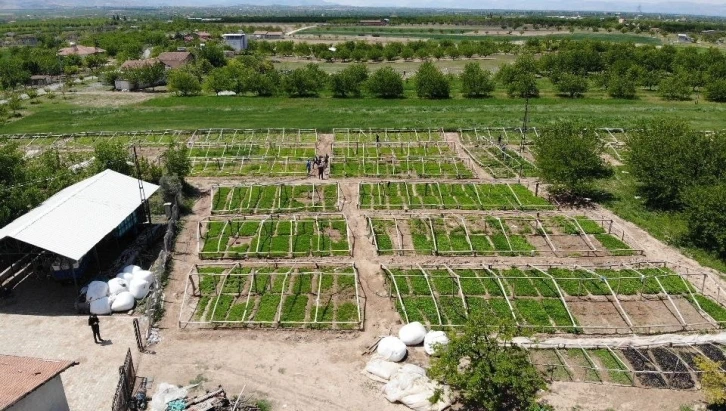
423, 331, 449, 356
377, 336, 408, 362
399, 322, 427, 346
129, 279, 151, 300
512, 332, 726, 349
122, 264, 143, 274
133, 270, 154, 283
365, 357, 402, 382
89, 296, 111, 315
383, 366, 452, 411
111, 291, 135, 312
86, 281, 109, 302
149, 383, 189, 411
107, 278, 128, 295
116, 272, 134, 283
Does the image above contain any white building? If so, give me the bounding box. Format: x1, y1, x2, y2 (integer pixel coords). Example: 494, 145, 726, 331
222, 32, 248, 52
0, 355, 76, 411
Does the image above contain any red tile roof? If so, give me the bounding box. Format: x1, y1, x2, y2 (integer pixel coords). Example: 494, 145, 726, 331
120, 58, 160, 70
0, 355, 76, 409
57, 44, 105, 57
157, 51, 193, 69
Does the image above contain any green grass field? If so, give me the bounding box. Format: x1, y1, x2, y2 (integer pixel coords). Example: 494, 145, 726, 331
3, 83, 725, 134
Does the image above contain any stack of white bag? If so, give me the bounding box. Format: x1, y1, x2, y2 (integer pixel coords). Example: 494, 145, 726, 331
119, 265, 153, 300
86, 281, 111, 315
398, 322, 450, 356
364, 357, 452, 411
85, 264, 154, 314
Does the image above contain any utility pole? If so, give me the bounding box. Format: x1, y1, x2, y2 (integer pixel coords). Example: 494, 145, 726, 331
521, 96, 530, 153
132, 145, 151, 224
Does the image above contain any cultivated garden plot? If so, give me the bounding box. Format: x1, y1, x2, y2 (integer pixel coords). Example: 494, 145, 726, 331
178, 263, 362, 329
198, 214, 351, 259
358, 182, 553, 211
382, 263, 726, 334
459, 127, 540, 146
330, 142, 473, 179
529, 345, 726, 389
0, 129, 192, 153
367, 213, 641, 257
333, 128, 444, 143
462, 144, 538, 179
211, 183, 341, 214
594, 128, 629, 163
189, 143, 317, 177
189, 128, 318, 145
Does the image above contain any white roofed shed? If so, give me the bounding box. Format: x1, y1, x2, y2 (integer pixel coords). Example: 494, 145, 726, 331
0, 169, 159, 262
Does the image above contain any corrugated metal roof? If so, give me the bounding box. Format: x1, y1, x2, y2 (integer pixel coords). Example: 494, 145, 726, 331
0, 169, 160, 261
0, 354, 75, 409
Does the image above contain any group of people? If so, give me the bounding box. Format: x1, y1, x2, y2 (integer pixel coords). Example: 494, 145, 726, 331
306, 154, 330, 180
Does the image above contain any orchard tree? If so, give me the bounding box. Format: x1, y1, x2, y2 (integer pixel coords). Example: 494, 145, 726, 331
554, 73, 588, 98
626, 119, 726, 209
330, 63, 368, 97
413, 61, 450, 99
684, 184, 726, 258
706, 79, 726, 102
281, 64, 328, 97
163, 143, 191, 180
533, 121, 611, 198
658, 74, 691, 100
94, 140, 132, 175
496, 54, 540, 98
607, 76, 636, 99
167, 69, 201, 96
428, 314, 546, 411
460, 62, 495, 98
204, 67, 234, 95
366, 67, 404, 98
198, 43, 226, 68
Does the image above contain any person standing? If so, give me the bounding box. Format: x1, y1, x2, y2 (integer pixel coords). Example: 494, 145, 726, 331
88, 314, 104, 344
318, 161, 325, 180
306, 159, 312, 177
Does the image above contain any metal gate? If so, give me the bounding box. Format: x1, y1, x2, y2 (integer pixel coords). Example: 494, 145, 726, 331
111, 349, 135, 411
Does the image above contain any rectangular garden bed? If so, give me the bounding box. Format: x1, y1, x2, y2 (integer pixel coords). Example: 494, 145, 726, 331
211, 183, 341, 214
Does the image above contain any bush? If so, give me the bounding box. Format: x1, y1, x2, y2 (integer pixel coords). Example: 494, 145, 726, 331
281, 63, 327, 97
554, 73, 588, 98
366, 67, 404, 98
330, 63, 368, 97
608, 76, 636, 99
94, 140, 132, 175
684, 184, 726, 258
413, 62, 450, 99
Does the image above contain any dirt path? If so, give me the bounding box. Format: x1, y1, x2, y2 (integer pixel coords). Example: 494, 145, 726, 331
443, 131, 492, 179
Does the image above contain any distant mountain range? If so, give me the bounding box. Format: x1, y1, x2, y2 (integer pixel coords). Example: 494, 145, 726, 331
3, 0, 726, 17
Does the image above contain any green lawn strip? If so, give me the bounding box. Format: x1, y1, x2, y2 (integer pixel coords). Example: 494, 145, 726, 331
575, 216, 606, 234
541, 299, 577, 332
565, 349, 602, 382
457, 269, 487, 295
402, 296, 440, 326
290, 273, 314, 295
221, 274, 248, 294
501, 268, 539, 296
372, 220, 395, 253
488, 297, 516, 320
211, 295, 234, 322
411, 218, 435, 254
509, 184, 553, 209
212, 187, 231, 212
689, 294, 726, 323
430, 270, 457, 295
320, 273, 335, 292
389, 270, 411, 295
194, 296, 211, 321
226, 303, 247, 322
293, 220, 314, 256
515, 299, 554, 333
336, 302, 359, 329
438, 296, 468, 325
591, 349, 634, 385
594, 234, 635, 256
548, 268, 589, 297
280, 295, 309, 325
594, 269, 642, 295
254, 294, 282, 322
530, 275, 560, 298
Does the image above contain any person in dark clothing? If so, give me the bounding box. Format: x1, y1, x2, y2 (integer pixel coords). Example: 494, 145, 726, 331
306, 159, 312, 176
318, 161, 325, 180
88, 314, 103, 344
376, 134, 380, 143
324, 153, 329, 163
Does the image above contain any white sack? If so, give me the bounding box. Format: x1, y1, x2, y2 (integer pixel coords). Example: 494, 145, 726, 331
116, 272, 134, 283
133, 270, 154, 284
107, 278, 128, 295
122, 264, 142, 274
111, 291, 135, 312
89, 296, 111, 315
424, 331, 449, 356
129, 279, 151, 300
365, 357, 402, 382
86, 281, 109, 301
384, 368, 452, 411
401, 364, 427, 376
399, 322, 427, 346
377, 336, 408, 362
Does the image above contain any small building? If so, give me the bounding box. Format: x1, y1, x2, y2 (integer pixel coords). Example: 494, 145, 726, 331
0, 355, 76, 411
252, 31, 284, 40
119, 58, 159, 71
677, 33, 694, 42
57, 43, 105, 57
222, 32, 248, 51
157, 51, 193, 69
